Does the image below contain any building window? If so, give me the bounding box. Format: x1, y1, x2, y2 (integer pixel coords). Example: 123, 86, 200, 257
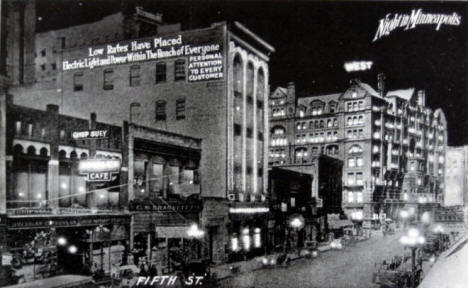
103, 69, 114, 90
176, 99, 185, 120
51, 63, 57, 70
73, 72, 83, 91
348, 158, 356, 167
156, 62, 166, 83
41, 49, 46, 57
356, 172, 363, 185
258, 132, 264, 141
327, 119, 332, 127
27, 123, 33, 137
234, 124, 242, 136
175, 60, 186, 81
155, 100, 166, 121
348, 192, 354, 203
15, 121, 22, 135
356, 157, 363, 167
333, 119, 338, 127
247, 128, 253, 138
356, 192, 363, 203
130, 65, 141, 86
60, 130, 66, 140
347, 173, 355, 185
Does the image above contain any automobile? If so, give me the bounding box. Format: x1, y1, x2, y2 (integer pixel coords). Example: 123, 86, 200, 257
330, 239, 344, 250
117, 265, 140, 288
301, 240, 320, 258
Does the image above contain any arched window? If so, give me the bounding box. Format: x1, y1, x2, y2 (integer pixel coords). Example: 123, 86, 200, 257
247, 62, 254, 99
271, 126, 285, 135
333, 119, 338, 127
327, 119, 332, 127
347, 117, 352, 126
326, 145, 339, 155
320, 120, 324, 128
358, 115, 364, 124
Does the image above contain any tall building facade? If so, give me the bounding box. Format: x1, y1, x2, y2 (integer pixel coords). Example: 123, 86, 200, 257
445, 146, 468, 207
4, 9, 274, 265
269, 76, 447, 222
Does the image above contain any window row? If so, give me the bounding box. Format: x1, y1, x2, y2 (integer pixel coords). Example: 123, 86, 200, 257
346, 101, 365, 112
233, 124, 265, 141
272, 108, 286, 117
348, 157, 364, 168
155, 99, 186, 121
271, 137, 287, 146
296, 131, 338, 144
347, 172, 364, 186
346, 129, 364, 139
73, 60, 186, 91
296, 118, 338, 131
348, 192, 363, 203
346, 115, 364, 126
270, 149, 286, 158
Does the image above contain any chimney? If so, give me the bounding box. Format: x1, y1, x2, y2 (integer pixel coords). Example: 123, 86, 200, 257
287, 82, 296, 104
417, 90, 426, 107
377, 73, 386, 97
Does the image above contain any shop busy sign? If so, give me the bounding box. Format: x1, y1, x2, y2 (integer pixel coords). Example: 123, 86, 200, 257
72, 129, 109, 140
62, 27, 224, 82
78, 158, 121, 182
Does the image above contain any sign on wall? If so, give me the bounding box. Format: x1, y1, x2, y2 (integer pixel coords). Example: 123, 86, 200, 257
78, 159, 121, 182
72, 129, 109, 140
62, 27, 224, 82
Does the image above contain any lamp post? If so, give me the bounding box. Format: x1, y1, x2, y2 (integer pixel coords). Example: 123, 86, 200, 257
290, 217, 304, 256
400, 228, 425, 288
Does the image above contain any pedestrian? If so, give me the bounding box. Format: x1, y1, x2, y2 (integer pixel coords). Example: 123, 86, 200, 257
149, 264, 158, 276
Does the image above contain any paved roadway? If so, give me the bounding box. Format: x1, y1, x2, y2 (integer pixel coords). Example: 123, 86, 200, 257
219, 230, 406, 288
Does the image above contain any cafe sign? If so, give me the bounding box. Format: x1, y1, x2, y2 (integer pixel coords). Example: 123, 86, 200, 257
78, 159, 121, 182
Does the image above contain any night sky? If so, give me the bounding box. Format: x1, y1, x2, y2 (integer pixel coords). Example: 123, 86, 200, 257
35, 0, 467, 146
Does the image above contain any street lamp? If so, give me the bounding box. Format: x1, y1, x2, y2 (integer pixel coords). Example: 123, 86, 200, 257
186, 224, 205, 260
57, 237, 67, 246
68, 245, 78, 254
290, 217, 304, 256
400, 228, 425, 288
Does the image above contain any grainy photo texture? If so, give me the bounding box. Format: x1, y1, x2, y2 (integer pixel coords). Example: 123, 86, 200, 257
0, 1, 467, 288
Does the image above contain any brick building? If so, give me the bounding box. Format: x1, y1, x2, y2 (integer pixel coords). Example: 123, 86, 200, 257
3, 1, 275, 265
269, 75, 447, 223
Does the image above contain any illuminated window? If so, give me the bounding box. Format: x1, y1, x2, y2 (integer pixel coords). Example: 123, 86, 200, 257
348, 192, 354, 203
176, 98, 185, 120
155, 100, 166, 121
73, 72, 84, 91
103, 69, 114, 90
155, 62, 166, 83
348, 158, 356, 167
27, 123, 33, 137
357, 192, 363, 203
15, 121, 21, 135
347, 173, 355, 185
356, 173, 363, 185
129, 65, 141, 87
357, 157, 363, 167
174, 59, 186, 81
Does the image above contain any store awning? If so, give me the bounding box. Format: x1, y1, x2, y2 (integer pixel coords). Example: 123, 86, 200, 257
155, 226, 190, 239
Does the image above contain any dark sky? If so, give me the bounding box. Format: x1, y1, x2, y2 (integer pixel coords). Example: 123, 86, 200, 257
35, 0, 467, 146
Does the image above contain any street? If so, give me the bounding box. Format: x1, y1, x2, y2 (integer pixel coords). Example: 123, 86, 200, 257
220, 230, 406, 288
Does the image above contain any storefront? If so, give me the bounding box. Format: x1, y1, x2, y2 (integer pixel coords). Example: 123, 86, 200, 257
5, 213, 131, 281
227, 205, 269, 262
